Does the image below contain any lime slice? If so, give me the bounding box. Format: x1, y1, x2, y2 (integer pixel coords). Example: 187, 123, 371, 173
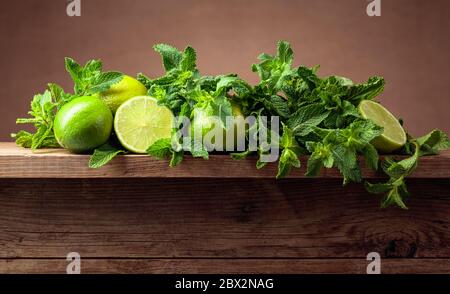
358, 100, 407, 153
114, 96, 174, 153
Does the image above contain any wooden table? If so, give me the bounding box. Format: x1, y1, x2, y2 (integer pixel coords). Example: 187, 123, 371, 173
0, 142, 449, 274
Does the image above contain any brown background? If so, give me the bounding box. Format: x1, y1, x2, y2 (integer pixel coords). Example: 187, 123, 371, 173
0, 0, 449, 141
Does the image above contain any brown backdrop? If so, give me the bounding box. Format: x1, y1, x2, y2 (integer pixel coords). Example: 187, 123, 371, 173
1, 0, 449, 141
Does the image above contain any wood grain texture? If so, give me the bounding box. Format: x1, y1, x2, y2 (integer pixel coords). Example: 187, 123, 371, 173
1, 143, 450, 179
1, 179, 449, 261
1, 259, 449, 274
1, 143, 449, 273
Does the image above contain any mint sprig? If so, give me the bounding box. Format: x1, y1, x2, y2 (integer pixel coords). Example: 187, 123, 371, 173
13, 57, 124, 151
366, 130, 450, 208
64, 57, 124, 95
13, 90, 60, 149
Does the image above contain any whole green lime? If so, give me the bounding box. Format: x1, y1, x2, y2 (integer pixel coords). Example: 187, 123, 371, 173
190, 102, 246, 151
54, 96, 113, 153
98, 75, 147, 113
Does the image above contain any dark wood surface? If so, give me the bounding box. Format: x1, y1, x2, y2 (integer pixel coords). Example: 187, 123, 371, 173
1, 178, 449, 273
0, 144, 449, 273
2, 259, 449, 274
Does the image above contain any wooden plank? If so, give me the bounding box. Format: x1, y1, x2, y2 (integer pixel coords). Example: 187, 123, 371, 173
1, 179, 449, 259
0, 142, 449, 179
1, 258, 449, 274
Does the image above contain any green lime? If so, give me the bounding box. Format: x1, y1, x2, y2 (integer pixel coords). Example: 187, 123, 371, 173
358, 100, 407, 153
190, 102, 246, 151
54, 96, 113, 153
98, 75, 147, 113
114, 96, 174, 153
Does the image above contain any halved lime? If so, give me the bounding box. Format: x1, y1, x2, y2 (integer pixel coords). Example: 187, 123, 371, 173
114, 96, 174, 153
358, 100, 407, 153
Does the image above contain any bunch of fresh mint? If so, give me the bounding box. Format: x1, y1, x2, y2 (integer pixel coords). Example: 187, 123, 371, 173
13, 41, 450, 209
138, 41, 449, 208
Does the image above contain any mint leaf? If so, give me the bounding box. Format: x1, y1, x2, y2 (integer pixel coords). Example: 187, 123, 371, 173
277, 148, 301, 178
215, 75, 253, 98
288, 103, 330, 137
147, 138, 184, 167
65, 57, 102, 95
137, 73, 152, 89
305, 155, 323, 176
348, 76, 385, 103
381, 183, 408, 209
170, 151, 184, 167
283, 66, 320, 103
256, 149, 269, 169
332, 144, 362, 184
88, 71, 124, 94
180, 46, 197, 72
11, 131, 33, 148
147, 138, 173, 159
365, 142, 420, 209
231, 150, 253, 160
366, 179, 408, 209
174, 136, 210, 160
365, 181, 393, 194
32, 124, 55, 150
277, 40, 294, 64
64, 57, 82, 87
65, 57, 117, 95
383, 143, 420, 179
415, 129, 450, 156
48, 83, 73, 107
153, 44, 183, 72
362, 143, 379, 171
189, 139, 209, 159
276, 124, 302, 179
305, 141, 334, 176
215, 76, 239, 92
264, 95, 290, 119
341, 100, 360, 117
252, 40, 294, 93
12, 130, 59, 149
211, 95, 232, 127
349, 119, 384, 146
84, 59, 103, 74
65, 58, 122, 96
89, 143, 126, 168
15, 90, 59, 150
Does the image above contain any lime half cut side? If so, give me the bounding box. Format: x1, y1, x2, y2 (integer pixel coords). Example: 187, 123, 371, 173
358, 100, 407, 153
114, 96, 174, 153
